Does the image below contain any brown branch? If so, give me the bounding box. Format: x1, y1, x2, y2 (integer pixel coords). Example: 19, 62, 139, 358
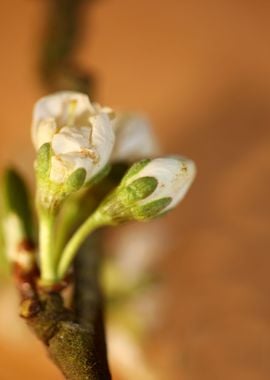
19, 232, 111, 380
73, 232, 111, 379
15, 230, 111, 379
20, 292, 108, 380
40, 0, 96, 95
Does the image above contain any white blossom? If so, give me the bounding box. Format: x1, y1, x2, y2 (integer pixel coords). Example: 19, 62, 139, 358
111, 114, 159, 162
32, 91, 115, 184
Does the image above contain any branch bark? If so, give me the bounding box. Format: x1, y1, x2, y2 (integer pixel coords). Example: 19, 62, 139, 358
20, 233, 111, 380
40, 0, 96, 95
73, 232, 111, 379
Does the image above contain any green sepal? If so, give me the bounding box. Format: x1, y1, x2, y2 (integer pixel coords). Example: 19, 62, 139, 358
64, 168, 86, 193
122, 176, 158, 202
1, 168, 34, 239
121, 159, 150, 184
36, 143, 52, 180
133, 197, 172, 220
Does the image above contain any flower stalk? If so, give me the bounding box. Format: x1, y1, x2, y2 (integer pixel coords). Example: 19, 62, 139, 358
56, 155, 196, 281
57, 210, 110, 280
39, 209, 57, 284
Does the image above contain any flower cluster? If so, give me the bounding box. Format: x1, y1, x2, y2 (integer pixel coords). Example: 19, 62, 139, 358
2, 91, 196, 286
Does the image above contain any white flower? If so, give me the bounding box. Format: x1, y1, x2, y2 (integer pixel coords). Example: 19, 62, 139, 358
32, 91, 115, 184
111, 113, 159, 162
125, 157, 196, 214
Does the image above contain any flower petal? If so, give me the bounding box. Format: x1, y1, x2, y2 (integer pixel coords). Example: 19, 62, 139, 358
90, 113, 115, 177
52, 126, 91, 155
32, 91, 95, 150
33, 91, 94, 125
50, 153, 94, 183
33, 119, 57, 150
111, 114, 159, 162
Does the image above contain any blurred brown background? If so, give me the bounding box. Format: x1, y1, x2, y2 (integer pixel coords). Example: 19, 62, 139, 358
0, 0, 270, 379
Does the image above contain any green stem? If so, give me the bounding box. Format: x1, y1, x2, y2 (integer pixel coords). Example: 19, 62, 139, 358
39, 211, 57, 284
57, 211, 110, 280
54, 202, 79, 267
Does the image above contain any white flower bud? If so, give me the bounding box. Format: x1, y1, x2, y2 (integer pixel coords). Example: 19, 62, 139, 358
111, 114, 159, 162
56, 156, 196, 279
32, 91, 115, 186
98, 156, 196, 222
125, 157, 196, 214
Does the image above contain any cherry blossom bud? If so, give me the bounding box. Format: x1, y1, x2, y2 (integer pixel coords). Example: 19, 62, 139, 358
98, 156, 196, 223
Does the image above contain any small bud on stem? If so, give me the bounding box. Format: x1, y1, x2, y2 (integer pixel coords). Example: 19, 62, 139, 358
56, 156, 196, 280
